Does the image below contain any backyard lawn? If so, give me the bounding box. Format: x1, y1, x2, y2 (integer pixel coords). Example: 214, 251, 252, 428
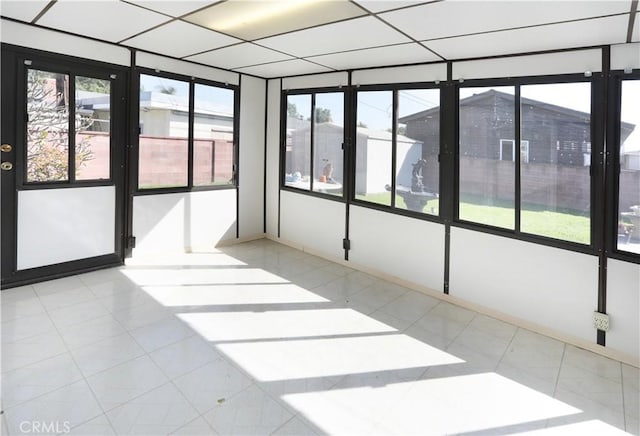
357, 192, 590, 244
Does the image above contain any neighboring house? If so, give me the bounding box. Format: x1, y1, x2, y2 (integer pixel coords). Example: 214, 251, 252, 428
400, 89, 636, 167
77, 90, 235, 187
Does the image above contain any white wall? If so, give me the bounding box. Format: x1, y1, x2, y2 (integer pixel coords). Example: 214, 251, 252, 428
17, 186, 116, 270
452, 49, 602, 80
449, 227, 598, 343
279, 191, 345, 259
238, 74, 266, 239
132, 190, 236, 254
266, 79, 281, 237
611, 43, 640, 71
350, 206, 445, 292
136, 52, 238, 86
1, 19, 131, 66
606, 260, 640, 361
353, 64, 447, 85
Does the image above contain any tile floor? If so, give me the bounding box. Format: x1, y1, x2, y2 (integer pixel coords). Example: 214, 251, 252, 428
1, 239, 638, 435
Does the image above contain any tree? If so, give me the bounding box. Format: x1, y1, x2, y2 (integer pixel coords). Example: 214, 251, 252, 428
155, 85, 176, 95
26, 70, 95, 182
357, 121, 368, 128
76, 77, 110, 93
314, 107, 332, 123
287, 101, 299, 118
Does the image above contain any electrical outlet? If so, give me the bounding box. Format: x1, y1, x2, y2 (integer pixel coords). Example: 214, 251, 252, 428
593, 311, 610, 332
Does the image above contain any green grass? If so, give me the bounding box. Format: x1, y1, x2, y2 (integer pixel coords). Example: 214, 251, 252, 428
357, 192, 590, 244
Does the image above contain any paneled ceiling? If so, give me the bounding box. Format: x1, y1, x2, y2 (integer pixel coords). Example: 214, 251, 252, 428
0, 0, 637, 78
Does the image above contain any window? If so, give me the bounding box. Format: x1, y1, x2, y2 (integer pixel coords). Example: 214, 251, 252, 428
499, 139, 529, 164
458, 81, 592, 245
459, 86, 515, 229
193, 84, 235, 187
355, 90, 392, 206
26, 69, 111, 183
355, 88, 440, 215
520, 82, 591, 244
617, 79, 640, 255
284, 91, 344, 196
138, 73, 236, 191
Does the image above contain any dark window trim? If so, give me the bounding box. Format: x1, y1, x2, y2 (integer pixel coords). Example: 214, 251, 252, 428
455, 73, 599, 255
280, 86, 347, 202
134, 67, 239, 194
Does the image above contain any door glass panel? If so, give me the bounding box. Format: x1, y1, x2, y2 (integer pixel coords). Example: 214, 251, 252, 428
193, 84, 235, 187
75, 76, 110, 180
138, 74, 189, 189
26, 69, 70, 182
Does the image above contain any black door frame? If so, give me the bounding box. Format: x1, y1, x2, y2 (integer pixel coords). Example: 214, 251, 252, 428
0, 44, 129, 289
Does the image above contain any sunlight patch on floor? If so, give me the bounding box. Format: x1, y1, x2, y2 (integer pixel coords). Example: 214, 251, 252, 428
143, 283, 329, 307
215, 334, 464, 381
178, 308, 397, 341
283, 373, 581, 435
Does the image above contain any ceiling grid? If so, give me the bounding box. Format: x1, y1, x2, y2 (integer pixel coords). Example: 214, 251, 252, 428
0, 0, 635, 78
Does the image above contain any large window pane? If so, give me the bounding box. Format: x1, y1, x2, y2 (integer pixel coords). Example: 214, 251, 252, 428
75, 76, 110, 181
138, 74, 189, 189
313, 92, 344, 196
618, 80, 640, 254
285, 94, 311, 190
397, 89, 440, 215
520, 83, 591, 244
355, 91, 393, 206
459, 86, 515, 229
194, 84, 235, 187
26, 69, 70, 182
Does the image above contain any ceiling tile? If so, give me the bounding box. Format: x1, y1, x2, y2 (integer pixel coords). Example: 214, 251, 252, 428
353, 0, 431, 13
124, 0, 217, 17
380, 0, 631, 41
184, 0, 366, 40
0, 0, 50, 22
424, 15, 629, 60
235, 59, 332, 78
256, 16, 410, 58
307, 43, 441, 70
123, 21, 240, 58
185, 43, 293, 69
37, 0, 170, 42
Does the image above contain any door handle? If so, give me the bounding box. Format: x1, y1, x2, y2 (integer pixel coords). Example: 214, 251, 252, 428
1, 162, 13, 171
0, 144, 11, 152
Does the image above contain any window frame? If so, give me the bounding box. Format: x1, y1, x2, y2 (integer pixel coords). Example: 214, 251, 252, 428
18, 58, 118, 190
279, 86, 347, 202
133, 68, 239, 196
350, 82, 444, 223
454, 74, 599, 254
607, 71, 640, 264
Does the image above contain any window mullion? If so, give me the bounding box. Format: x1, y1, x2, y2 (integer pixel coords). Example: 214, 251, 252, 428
515, 84, 521, 233
188, 81, 195, 188
391, 89, 398, 209
68, 74, 76, 183
310, 93, 316, 192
